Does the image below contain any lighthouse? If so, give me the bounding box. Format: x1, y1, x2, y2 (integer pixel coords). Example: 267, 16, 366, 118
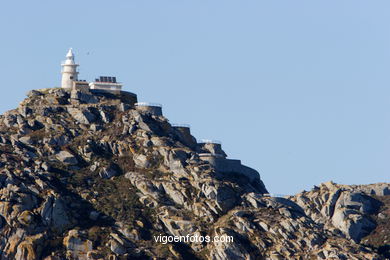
61, 48, 79, 88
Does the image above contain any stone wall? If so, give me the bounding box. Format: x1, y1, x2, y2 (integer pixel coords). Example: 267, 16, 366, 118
197, 142, 226, 158
199, 154, 261, 185
135, 103, 163, 116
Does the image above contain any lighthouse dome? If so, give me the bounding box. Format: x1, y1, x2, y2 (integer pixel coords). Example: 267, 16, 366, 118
66, 48, 74, 58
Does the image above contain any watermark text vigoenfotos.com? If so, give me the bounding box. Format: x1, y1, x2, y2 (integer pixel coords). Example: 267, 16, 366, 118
154, 234, 233, 245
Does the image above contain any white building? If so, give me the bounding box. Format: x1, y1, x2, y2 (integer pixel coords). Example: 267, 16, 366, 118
61, 48, 79, 89
60, 49, 122, 92
89, 76, 122, 92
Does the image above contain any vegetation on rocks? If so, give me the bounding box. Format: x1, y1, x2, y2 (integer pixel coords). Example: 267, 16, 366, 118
0, 87, 388, 259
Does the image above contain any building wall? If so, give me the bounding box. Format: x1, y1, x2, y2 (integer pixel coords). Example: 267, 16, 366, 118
199, 154, 260, 183
61, 65, 78, 89
73, 82, 90, 91
89, 82, 122, 94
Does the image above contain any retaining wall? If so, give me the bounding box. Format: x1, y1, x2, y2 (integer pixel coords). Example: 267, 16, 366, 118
135, 102, 163, 116
197, 140, 226, 158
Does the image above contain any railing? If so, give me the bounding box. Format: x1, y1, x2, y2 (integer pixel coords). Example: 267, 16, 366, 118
61, 62, 79, 66
135, 102, 162, 107
197, 139, 222, 145
172, 123, 190, 128
198, 153, 225, 158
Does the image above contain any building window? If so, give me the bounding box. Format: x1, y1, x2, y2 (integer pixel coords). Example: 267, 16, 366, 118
70, 76, 74, 79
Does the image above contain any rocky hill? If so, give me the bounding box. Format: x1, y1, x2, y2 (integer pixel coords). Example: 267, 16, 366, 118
0, 87, 389, 259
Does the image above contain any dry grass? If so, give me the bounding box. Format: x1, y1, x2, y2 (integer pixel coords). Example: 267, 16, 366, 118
361, 195, 390, 257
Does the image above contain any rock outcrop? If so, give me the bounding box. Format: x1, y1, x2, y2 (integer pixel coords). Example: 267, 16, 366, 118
0, 87, 388, 259
289, 182, 385, 243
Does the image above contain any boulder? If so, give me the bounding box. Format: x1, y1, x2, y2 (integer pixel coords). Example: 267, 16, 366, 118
15, 233, 45, 260
67, 107, 97, 124
40, 195, 73, 233
202, 183, 238, 213
56, 151, 78, 165
26, 90, 42, 98
208, 229, 251, 260
133, 154, 151, 169
331, 192, 379, 242
99, 164, 120, 179
63, 230, 93, 260
19, 136, 33, 145
108, 233, 134, 256
99, 109, 112, 123
71, 90, 98, 104
18, 210, 35, 226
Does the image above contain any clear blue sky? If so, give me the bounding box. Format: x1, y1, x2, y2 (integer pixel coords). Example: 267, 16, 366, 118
1, 1, 389, 194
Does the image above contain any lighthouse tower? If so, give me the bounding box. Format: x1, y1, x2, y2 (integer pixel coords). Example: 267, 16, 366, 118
61, 48, 79, 88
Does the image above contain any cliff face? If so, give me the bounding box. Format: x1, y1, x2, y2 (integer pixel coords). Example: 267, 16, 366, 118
0, 88, 388, 259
